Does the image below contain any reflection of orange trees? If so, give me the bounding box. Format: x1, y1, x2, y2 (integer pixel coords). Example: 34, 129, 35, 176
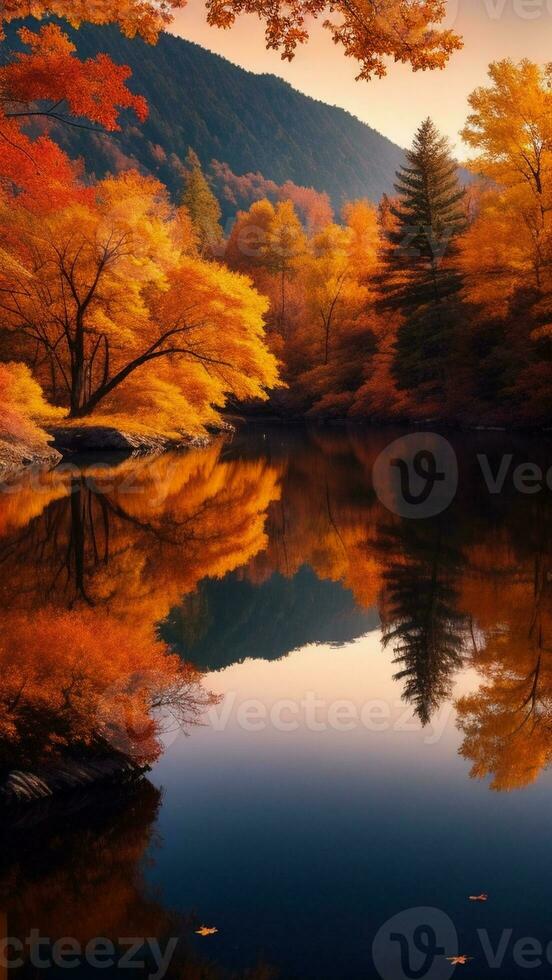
0, 781, 169, 944
0, 468, 68, 537
0, 444, 280, 768
0, 445, 280, 620
457, 538, 552, 791
0, 609, 217, 768
7, 427, 552, 788
1, 779, 277, 980
246, 430, 383, 609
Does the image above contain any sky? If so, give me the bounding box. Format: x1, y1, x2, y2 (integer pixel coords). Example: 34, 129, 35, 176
171, 0, 552, 153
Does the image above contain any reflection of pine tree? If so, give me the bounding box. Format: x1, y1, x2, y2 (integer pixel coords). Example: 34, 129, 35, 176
379, 521, 468, 726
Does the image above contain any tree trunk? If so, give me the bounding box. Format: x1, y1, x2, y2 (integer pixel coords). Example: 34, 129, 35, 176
70, 313, 86, 417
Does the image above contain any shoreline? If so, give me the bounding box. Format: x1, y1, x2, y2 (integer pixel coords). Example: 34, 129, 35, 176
2, 415, 551, 485
0, 423, 223, 483
0, 438, 62, 483
0, 754, 148, 807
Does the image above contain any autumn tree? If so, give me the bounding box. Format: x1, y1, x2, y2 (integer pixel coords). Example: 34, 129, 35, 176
225, 198, 276, 278
182, 148, 224, 256
0, 21, 147, 215
0, 0, 186, 42
459, 61, 552, 316
0, 608, 218, 767
289, 201, 380, 416
0, 0, 462, 78
0, 171, 279, 430
205, 0, 462, 80
226, 197, 383, 417
262, 200, 307, 336
382, 118, 466, 416
451, 61, 552, 424
226, 196, 307, 361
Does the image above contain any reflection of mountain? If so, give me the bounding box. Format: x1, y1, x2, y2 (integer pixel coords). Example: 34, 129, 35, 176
161, 565, 379, 671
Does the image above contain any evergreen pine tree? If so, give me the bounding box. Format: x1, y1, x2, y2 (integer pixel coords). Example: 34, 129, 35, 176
384, 118, 466, 413
182, 148, 224, 256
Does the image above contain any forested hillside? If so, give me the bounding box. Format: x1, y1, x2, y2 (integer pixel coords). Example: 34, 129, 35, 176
2, 19, 405, 212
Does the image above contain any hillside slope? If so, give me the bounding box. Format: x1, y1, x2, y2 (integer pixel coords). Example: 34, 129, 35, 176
4, 19, 406, 211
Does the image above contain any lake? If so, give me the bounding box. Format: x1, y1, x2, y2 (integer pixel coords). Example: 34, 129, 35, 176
1, 424, 552, 980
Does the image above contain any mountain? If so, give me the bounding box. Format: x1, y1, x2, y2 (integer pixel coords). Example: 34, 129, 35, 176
4, 19, 406, 213
160, 565, 378, 671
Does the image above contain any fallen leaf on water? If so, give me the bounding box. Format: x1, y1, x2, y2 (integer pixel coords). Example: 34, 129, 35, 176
468, 893, 488, 902
196, 926, 218, 937
446, 955, 473, 965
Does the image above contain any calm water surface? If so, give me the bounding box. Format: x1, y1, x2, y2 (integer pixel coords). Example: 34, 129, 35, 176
1, 426, 552, 979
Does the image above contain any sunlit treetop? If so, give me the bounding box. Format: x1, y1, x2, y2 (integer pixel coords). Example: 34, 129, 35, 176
0, 24, 148, 130
461, 59, 552, 190
205, 0, 463, 80
0, 0, 461, 79
0, 0, 186, 42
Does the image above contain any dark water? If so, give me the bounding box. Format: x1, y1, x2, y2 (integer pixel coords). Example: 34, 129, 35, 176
1, 425, 552, 979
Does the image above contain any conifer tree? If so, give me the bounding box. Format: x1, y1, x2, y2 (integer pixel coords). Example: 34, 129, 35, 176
384, 118, 466, 413
182, 149, 224, 256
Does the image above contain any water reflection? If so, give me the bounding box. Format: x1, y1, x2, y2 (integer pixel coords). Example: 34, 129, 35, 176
0, 426, 551, 790
0, 446, 279, 776
0, 780, 276, 978
1, 426, 552, 979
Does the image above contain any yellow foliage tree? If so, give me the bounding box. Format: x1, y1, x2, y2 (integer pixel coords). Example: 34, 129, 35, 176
0, 362, 62, 449
0, 172, 279, 434
459, 60, 552, 319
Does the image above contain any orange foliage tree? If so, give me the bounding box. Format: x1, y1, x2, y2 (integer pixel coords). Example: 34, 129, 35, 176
0, 170, 279, 431
205, 0, 462, 80
0, 609, 217, 766
0, 22, 147, 212
0, 0, 185, 42
226, 196, 382, 416
0, 0, 462, 80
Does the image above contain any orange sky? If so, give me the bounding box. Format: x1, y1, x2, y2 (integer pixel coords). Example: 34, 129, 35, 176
171, 0, 552, 152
